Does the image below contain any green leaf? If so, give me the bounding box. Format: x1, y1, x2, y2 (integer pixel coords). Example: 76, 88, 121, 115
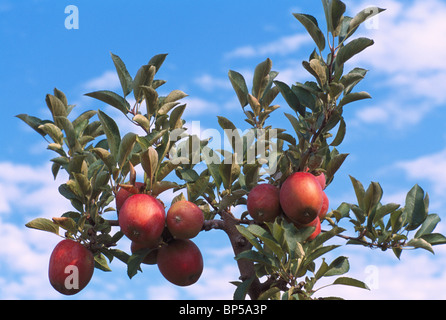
340, 68, 368, 94
85, 90, 130, 115
252, 58, 273, 99
98, 110, 121, 160
141, 86, 159, 116
25, 218, 59, 235
349, 175, 365, 210
274, 81, 304, 117
132, 114, 152, 133
94, 253, 112, 272
233, 276, 255, 301
363, 181, 383, 216
186, 173, 209, 202
293, 13, 326, 52
127, 248, 152, 279
338, 91, 372, 108
420, 233, 446, 246
247, 224, 284, 259
406, 238, 434, 254
330, 117, 346, 147
332, 277, 370, 290
46, 94, 67, 127
325, 256, 350, 277
140, 147, 159, 183
110, 52, 133, 97
235, 225, 263, 252
415, 214, 441, 238
148, 53, 168, 72
16, 114, 49, 137
329, 0, 346, 36
133, 65, 156, 102
56, 116, 82, 153
348, 7, 386, 37
118, 132, 137, 169
73, 173, 92, 199
336, 37, 374, 68
38, 123, 64, 145
169, 104, 186, 130
404, 185, 427, 231
228, 70, 249, 107
165, 90, 189, 104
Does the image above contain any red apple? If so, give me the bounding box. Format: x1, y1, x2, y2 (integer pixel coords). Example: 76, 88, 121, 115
119, 193, 166, 244
115, 182, 145, 212
130, 240, 159, 265
247, 184, 281, 222
166, 200, 204, 239
157, 239, 203, 287
318, 191, 329, 220
48, 239, 94, 295
314, 172, 326, 190
279, 172, 324, 225
294, 217, 321, 241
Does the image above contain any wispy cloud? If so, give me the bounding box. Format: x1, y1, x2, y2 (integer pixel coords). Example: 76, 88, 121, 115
83, 70, 121, 92
349, 0, 446, 128
225, 33, 311, 59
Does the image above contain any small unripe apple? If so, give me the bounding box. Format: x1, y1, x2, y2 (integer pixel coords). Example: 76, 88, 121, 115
247, 184, 281, 222
115, 182, 145, 212
280, 172, 324, 225
119, 193, 166, 244
166, 200, 204, 239
318, 191, 329, 220
48, 239, 94, 295
130, 240, 159, 265
157, 239, 203, 287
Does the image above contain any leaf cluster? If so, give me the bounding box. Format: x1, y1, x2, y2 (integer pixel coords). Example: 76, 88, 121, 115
329, 177, 446, 258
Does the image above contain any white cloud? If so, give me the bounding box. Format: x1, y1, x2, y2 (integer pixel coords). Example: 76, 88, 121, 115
194, 74, 232, 92
395, 148, 446, 196
348, 0, 446, 127
83, 70, 121, 91
182, 97, 219, 117
225, 33, 311, 59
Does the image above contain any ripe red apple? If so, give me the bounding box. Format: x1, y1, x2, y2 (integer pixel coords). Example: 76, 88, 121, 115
247, 184, 281, 222
294, 216, 321, 241
131, 241, 159, 265
279, 172, 324, 225
115, 182, 145, 212
314, 172, 326, 190
119, 193, 166, 244
318, 191, 329, 220
48, 239, 94, 295
157, 239, 203, 287
166, 200, 204, 239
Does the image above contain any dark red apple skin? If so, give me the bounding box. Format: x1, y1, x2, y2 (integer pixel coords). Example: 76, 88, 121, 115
119, 193, 166, 245
318, 191, 329, 221
48, 239, 94, 295
247, 184, 281, 222
115, 182, 145, 213
157, 239, 203, 287
166, 200, 204, 239
130, 240, 159, 265
279, 172, 324, 225
314, 172, 326, 190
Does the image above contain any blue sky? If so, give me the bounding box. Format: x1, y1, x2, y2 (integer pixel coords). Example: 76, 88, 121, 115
2, 0, 446, 300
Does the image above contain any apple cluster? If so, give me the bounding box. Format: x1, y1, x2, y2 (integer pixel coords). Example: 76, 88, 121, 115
247, 171, 329, 241
117, 186, 204, 287
47, 185, 205, 296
